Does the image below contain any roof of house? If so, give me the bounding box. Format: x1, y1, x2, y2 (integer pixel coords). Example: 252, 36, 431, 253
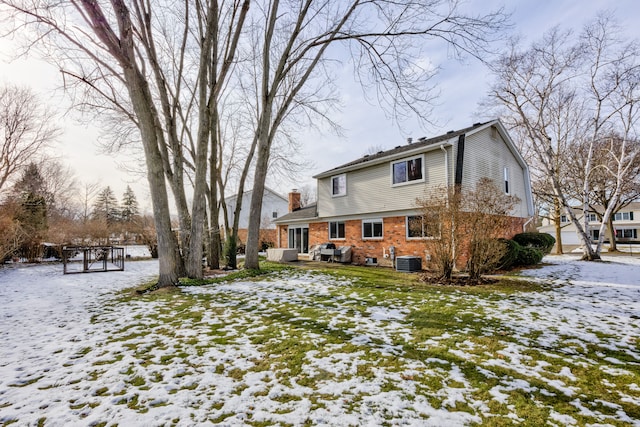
273, 203, 318, 223
314, 120, 491, 179
224, 186, 288, 203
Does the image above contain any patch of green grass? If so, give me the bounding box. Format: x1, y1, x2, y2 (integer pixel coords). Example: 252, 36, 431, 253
128, 375, 146, 387
179, 262, 295, 287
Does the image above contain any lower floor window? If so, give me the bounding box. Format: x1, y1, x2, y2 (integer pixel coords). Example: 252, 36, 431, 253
615, 228, 637, 239
329, 221, 345, 239
407, 214, 440, 238
363, 219, 383, 239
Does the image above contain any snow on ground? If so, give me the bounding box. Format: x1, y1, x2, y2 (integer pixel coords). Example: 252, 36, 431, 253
0, 255, 639, 426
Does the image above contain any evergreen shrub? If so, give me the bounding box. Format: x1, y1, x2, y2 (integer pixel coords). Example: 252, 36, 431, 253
512, 232, 555, 254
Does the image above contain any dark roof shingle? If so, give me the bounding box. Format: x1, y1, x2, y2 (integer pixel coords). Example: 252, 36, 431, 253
314, 121, 490, 178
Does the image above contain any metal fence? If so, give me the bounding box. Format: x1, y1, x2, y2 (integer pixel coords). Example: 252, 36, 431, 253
62, 246, 125, 274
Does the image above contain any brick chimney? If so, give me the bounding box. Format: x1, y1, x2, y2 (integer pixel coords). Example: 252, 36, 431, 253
288, 189, 301, 212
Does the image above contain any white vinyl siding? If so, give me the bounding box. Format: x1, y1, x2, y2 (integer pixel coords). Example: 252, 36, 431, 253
317, 148, 449, 217
331, 174, 347, 197
462, 130, 529, 217
391, 155, 424, 186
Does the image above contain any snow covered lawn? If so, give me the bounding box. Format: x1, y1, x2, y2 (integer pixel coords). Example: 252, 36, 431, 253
0, 255, 639, 426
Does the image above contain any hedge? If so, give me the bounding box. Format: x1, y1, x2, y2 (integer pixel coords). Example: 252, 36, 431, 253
512, 232, 556, 254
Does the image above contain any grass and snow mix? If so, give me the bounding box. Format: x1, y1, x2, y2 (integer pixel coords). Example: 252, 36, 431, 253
0, 255, 639, 426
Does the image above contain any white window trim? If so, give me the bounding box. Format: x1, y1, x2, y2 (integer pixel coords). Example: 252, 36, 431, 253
329, 221, 346, 240
362, 218, 384, 240
331, 174, 347, 197
406, 215, 440, 240
390, 155, 425, 187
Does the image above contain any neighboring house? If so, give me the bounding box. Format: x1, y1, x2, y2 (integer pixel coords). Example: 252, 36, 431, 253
538, 202, 640, 247
221, 187, 289, 246
274, 119, 535, 266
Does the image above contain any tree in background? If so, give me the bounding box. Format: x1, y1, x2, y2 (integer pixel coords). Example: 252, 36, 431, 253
120, 186, 139, 223
568, 134, 640, 251
11, 163, 48, 260
120, 185, 140, 243
0, 85, 60, 193
0, 200, 24, 261
92, 186, 120, 243
487, 14, 640, 260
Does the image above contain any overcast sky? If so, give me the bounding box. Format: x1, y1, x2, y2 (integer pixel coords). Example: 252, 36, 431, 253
1, 0, 639, 207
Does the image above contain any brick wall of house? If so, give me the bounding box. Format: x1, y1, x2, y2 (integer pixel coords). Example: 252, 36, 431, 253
236, 228, 277, 247
278, 215, 527, 269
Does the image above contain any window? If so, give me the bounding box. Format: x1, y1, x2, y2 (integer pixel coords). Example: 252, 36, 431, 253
392, 156, 423, 185
504, 167, 510, 194
614, 212, 634, 221
331, 174, 347, 197
272, 211, 278, 219
560, 215, 568, 223
587, 213, 597, 222
363, 219, 383, 239
407, 214, 440, 239
329, 221, 345, 239
615, 228, 637, 239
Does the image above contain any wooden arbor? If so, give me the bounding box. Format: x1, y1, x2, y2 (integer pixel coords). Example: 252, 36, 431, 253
62, 246, 125, 274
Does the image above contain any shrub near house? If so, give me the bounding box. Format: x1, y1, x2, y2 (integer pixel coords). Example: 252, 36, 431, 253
275, 120, 535, 269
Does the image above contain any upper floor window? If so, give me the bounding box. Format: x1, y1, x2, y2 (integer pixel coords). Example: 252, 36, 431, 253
392, 156, 423, 186
362, 219, 383, 239
560, 215, 568, 223
331, 174, 347, 197
587, 213, 597, 222
272, 211, 278, 219
614, 211, 634, 221
503, 167, 510, 194
407, 214, 440, 239
329, 221, 345, 239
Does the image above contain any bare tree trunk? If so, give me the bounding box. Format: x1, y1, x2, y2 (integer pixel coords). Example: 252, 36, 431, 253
124, 68, 180, 287
553, 197, 564, 255
607, 216, 618, 252
245, 136, 270, 269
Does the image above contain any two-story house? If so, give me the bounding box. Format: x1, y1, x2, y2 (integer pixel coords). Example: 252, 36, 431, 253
538, 202, 640, 250
221, 187, 288, 247
274, 120, 534, 266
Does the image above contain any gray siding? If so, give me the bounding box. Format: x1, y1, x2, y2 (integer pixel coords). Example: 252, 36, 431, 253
462, 128, 529, 217
317, 145, 454, 217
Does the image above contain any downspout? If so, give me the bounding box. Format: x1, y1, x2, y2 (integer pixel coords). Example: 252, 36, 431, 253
522, 216, 534, 233
454, 134, 465, 190
440, 144, 449, 187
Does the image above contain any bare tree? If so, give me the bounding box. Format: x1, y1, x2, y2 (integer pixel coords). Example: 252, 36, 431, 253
0, 84, 60, 192
417, 180, 519, 281
243, 0, 509, 269
2, 0, 249, 284
415, 185, 461, 280
463, 179, 520, 280
486, 15, 639, 260
568, 134, 640, 251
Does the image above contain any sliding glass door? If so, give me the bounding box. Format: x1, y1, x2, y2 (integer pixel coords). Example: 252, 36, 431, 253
288, 226, 309, 253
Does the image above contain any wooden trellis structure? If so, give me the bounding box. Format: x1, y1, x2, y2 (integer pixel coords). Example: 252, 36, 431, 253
62, 246, 125, 274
